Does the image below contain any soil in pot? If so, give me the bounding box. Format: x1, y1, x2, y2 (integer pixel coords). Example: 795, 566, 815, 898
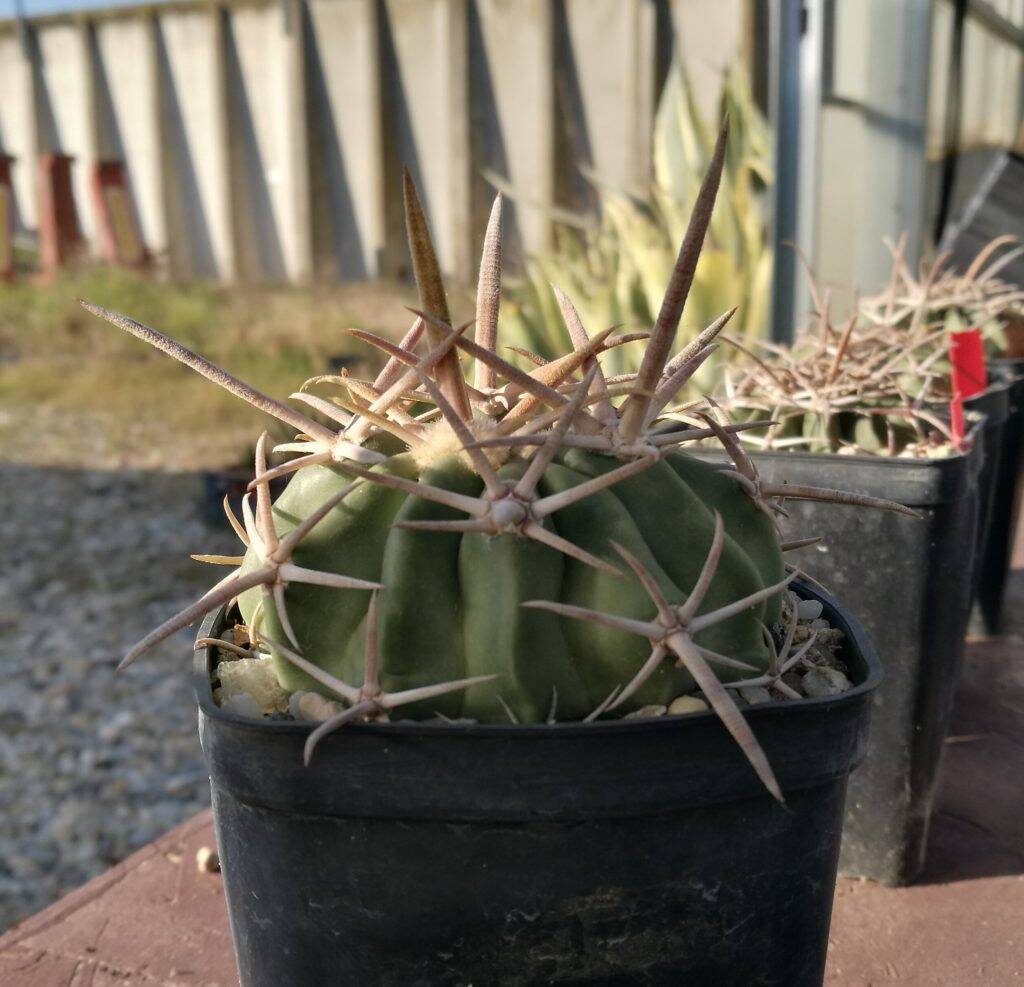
195, 582, 881, 987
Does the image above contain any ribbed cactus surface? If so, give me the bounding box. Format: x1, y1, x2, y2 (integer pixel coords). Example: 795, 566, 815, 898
238, 444, 785, 723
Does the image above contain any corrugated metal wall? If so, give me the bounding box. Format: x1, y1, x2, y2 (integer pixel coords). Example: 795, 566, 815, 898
0, 0, 746, 283
3, 0, 1018, 305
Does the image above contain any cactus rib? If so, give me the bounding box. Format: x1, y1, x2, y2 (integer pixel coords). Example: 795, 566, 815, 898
524, 530, 792, 802
262, 592, 497, 764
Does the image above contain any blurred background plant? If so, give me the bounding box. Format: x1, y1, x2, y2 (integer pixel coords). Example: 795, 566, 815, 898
703, 236, 1024, 458
497, 59, 772, 388
859, 235, 1024, 362
0, 267, 407, 470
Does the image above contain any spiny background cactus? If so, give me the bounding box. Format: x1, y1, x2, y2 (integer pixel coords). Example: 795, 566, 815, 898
83, 122, 910, 799
714, 237, 1024, 457
860, 235, 1024, 359
708, 251, 975, 456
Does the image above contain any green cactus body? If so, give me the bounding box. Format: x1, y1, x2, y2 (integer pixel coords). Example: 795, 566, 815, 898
237, 441, 784, 721
661, 452, 785, 625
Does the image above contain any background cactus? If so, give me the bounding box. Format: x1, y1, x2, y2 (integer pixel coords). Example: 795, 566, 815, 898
860, 235, 1024, 359
84, 122, 911, 798
712, 237, 1024, 457
708, 249, 983, 456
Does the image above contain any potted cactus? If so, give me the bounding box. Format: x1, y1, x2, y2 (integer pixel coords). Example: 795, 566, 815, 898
702, 280, 992, 885
83, 128, 898, 985
859, 236, 1024, 634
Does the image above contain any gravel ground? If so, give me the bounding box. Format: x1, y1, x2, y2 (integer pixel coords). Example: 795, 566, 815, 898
0, 462, 236, 931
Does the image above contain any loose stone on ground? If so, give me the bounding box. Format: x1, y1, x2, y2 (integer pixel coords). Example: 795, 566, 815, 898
0, 464, 235, 931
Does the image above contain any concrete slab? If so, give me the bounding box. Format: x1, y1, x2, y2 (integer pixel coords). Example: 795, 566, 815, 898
825, 520, 1024, 985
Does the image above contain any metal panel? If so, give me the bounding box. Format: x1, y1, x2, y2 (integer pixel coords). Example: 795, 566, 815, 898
0, 31, 35, 232
767, 0, 801, 341
305, 0, 383, 280
470, 0, 554, 261
36, 22, 93, 241
380, 0, 470, 279
156, 7, 231, 279
226, 2, 294, 281
857, 0, 933, 292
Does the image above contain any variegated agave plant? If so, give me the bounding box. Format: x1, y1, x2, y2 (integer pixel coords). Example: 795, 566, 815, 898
498, 60, 771, 388
83, 122, 911, 800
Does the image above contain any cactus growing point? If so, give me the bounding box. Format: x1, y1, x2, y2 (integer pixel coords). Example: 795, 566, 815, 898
82, 121, 912, 798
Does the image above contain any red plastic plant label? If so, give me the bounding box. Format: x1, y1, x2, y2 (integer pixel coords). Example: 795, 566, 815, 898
949, 328, 986, 447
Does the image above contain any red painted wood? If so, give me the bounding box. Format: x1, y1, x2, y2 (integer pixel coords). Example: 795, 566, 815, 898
0, 154, 13, 281
90, 161, 148, 268
36, 153, 83, 278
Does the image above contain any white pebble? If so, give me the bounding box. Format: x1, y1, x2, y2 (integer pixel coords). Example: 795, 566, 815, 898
217, 656, 289, 714
801, 667, 852, 698
196, 846, 220, 873
739, 686, 773, 705
668, 695, 709, 716
623, 704, 667, 720
220, 692, 264, 719
293, 691, 345, 723
796, 599, 823, 621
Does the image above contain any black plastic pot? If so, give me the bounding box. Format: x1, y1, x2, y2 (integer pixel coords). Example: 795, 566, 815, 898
696, 443, 983, 886
964, 382, 1010, 612
970, 359, 1024, 634
196, 581, 880, 987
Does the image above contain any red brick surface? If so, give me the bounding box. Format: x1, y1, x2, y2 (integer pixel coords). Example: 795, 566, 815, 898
0, 813, 236, 986
824, 521, 1024, 985
3, 537, 1023, 986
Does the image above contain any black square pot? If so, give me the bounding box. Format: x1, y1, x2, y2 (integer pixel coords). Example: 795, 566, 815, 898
699, 440, 984, 885
964, 382, 1010, 604
196, 582, 880, 987
970, 360, 1024, 634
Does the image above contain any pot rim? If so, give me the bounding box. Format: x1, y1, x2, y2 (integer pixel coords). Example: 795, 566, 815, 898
193, 579, 882, 742
688, 414, 986, 468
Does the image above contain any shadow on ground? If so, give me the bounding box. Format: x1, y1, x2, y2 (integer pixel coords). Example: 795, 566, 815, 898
826, 521, 1024, 984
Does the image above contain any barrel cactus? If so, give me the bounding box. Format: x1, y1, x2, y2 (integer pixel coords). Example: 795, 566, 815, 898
83, 122, 911, 798
860, 234, 1024, 359
713, 247, 973, 456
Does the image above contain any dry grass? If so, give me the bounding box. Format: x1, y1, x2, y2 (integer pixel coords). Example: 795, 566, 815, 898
0, 268, 417, 469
